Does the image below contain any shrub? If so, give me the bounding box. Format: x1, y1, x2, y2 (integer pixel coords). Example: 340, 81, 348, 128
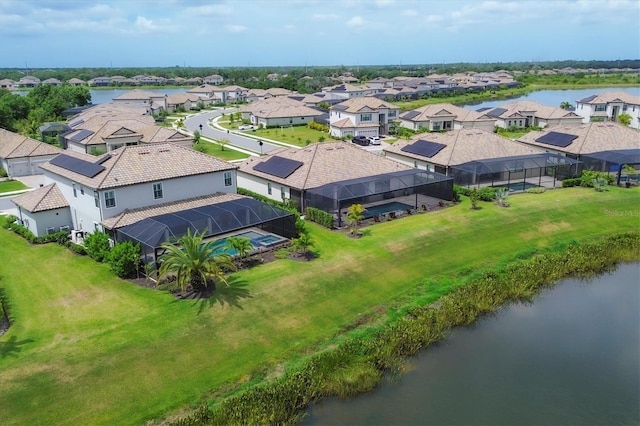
562, 177, 581, 187
0, 167, 8, 177
68, 242, 87, 256
84, 231, 111, 262
580, 170, 614, 188
107, 241, 141, 278
305, 207, 334, 229
237, 187, 300, 217
454, 185, 497, 201
526, 187, 546, 194
308, 121, 329, 132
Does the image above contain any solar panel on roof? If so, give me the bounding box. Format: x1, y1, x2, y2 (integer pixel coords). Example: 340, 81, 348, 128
401, 140, 447, 158
49, 154, 105, 178
69, 119, 84, 128
402, 111, 420, 120
95, 154, 112, 164
535, 131, 578, 148
579, 94, 597, 103
69, 129, 94, 142
476, 107, 492, 112
253, 156, 304, 179
486, 107, 507, 118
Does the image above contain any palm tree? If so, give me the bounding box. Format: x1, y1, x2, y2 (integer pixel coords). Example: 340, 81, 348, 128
226, 236, 253, 268
292, 232, 314, 256
559, 101, 572, 110
158, 229, 235, 294
346, 203, 366, 236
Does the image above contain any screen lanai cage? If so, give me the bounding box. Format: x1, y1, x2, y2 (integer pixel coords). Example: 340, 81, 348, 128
449, 153, 581, 191
114, 197, 298, 264
580, 149, 640, 185
304, 169, 453, 226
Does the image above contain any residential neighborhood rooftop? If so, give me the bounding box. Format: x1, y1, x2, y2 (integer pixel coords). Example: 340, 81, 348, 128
11, 183, 69, 213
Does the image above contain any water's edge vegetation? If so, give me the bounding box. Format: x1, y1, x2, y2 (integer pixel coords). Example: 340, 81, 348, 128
170, 232, 640, 425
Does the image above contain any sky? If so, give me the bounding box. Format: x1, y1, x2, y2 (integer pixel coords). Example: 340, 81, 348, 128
0, 0, 639, 69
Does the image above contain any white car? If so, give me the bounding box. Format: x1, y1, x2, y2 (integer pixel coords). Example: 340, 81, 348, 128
367, 136, 381, 145
237, 124, 255, 130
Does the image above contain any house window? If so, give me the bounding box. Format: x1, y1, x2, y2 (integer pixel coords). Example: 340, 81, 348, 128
72, 183, 77, 197
361, 113, 372, 122
153, 182, 163, 199
80, 187, 84, 195
224, 171, 232, 187
595, 105, 606, 112
105, 190, 116, 208
267, 182, 272, 195
623, 105, 628, 111
281, 186, 285, 199
389, 110, 396, 117
414, 161, 418, 168
94, 191, 99, 207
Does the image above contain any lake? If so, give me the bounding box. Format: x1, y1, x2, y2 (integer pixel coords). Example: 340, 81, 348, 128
302, 262, 640, 426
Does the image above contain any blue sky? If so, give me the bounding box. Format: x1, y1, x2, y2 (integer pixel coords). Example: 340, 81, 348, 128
0, 0, 638, 68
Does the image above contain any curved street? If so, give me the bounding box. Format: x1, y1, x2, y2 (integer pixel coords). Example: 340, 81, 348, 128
183, 109, 283, 155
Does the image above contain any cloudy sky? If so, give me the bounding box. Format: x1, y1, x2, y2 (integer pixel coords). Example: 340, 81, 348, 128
0, 0, 638, 69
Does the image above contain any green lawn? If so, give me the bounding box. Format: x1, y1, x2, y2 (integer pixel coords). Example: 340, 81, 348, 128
0, 180, 28, 194
218, 120, 333, 147
196, 140, 251, 161
1, 187, 639, 424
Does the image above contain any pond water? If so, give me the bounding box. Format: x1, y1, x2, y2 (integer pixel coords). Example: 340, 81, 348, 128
302, 262, 640, 426
13, 87, 188, 105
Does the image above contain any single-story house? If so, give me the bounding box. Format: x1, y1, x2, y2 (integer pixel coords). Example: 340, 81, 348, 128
478, 100, 583, 129
240, 97, 323, 128
0, 128, 63, 177
237, 141, 453, 226
399, 103, 497, 132
11, 183, 72, 237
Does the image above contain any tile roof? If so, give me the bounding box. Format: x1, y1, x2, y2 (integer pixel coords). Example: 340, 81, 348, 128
112, 89, 164, 101
0, 128, 63, 159
517, 122, 640, 155
331, 96, 400, 113
238, 141, 412, 190
102, 192, 245, 229
577, 91, 640, 105
11, 183, 69, 213
383, 129, 542, 167
491, 100, 583, 120
40, 143, 237, 190
400, 103, 496, 123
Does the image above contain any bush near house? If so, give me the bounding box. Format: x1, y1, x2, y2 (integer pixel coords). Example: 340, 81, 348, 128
84, 231, 112, 262
107, 241, 141, 279
454, 185, 497, 202
305, 207, 334, 229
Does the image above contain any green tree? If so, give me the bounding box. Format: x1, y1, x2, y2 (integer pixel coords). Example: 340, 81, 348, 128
193, 130, 201, 144
158, 229, 235, 294
559, 101, 572, 109
617, 113, 632, 126
84, 231, 112, 262
346, 203, 366, 236
218, 138, 230, 151
107, 241, 141, 278
292, 232, 314, 256
469, 188, 480, 210
225, 236, 253, 267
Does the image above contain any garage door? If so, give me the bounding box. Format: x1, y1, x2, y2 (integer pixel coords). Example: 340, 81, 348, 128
8, 160, 30, 177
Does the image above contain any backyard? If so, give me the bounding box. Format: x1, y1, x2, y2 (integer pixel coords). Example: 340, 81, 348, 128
0, 187, 639, 424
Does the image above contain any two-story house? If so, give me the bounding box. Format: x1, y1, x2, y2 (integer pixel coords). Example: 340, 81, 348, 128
16, 143, 237, 238
478, 100, 583, 129
329, 97, 400, 138
575, 91, 640, 129
399, 103, 497, 132
203, 74, 224, 85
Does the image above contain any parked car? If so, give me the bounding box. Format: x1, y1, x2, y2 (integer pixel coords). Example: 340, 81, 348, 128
352, 135, 370, 146
367, 136, 381, 145
238, 124, 255, 130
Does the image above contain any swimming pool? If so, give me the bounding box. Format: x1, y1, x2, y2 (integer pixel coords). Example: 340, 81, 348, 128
494, 182, 539, 192
363, 202, 414, 219
210, 229, 289, 255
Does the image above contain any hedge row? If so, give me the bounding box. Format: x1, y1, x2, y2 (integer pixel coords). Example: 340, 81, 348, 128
237, 187, 299, 217
170, 232, 640, 425
454, 185, 497, 201
304, 207, 334, 229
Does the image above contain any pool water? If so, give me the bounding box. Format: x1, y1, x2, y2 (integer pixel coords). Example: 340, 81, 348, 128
210, 230, 288, 255
363, 202, 414, 219
495, 182, 539, 192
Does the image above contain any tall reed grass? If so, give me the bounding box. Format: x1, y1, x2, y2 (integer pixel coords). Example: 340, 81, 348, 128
171, 232, 640, 426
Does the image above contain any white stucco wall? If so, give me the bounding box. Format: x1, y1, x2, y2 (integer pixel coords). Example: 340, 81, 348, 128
383, 151, 436, 172
237, 172, 290, 203
16, 207, 72, 237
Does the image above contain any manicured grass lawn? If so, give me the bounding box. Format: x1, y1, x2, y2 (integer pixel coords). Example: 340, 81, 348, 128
218, 120, 333, 147
0, 180, 28, 194
196, 140, 251, 161
1, 187, 639, 424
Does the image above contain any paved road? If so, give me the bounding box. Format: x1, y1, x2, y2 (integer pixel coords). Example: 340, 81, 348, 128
184, 110, 282, 154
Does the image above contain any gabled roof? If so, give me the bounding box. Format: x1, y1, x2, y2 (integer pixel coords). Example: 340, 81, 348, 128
166, 93, 203, 105
517, 122, 640, 155
577, 91, 640, 105
12, 183, 68, 213
400, 103, 495, 123
330, 97, 399, 113
383, 129, 541, 167
0, 129, 63, 159
237, 141, 412, 190
112, 89, 164, 101
41, 143, 236, 190
488, 100, 583, 120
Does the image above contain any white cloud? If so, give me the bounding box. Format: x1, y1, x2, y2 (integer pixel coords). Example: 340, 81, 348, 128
347, 16, 364, 27
225, 24, 247, 33
135, 16, 161, 33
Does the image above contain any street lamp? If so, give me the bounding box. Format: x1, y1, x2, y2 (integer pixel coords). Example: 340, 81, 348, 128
199, 124, 203, 132
258, 140, 263, 155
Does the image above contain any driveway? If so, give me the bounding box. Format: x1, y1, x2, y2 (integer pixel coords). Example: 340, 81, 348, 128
184, 110, 283, 154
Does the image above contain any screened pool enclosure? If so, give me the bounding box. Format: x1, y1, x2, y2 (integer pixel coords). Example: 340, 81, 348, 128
449, 153, 581, 190
113, 197, 297, 264
304, 169, 453, 226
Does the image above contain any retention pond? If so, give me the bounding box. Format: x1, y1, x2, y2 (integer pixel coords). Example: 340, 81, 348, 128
302, 262, 640, 425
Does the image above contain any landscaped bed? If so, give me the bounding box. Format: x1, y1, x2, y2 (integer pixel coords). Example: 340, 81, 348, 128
0, 187, 639, 424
